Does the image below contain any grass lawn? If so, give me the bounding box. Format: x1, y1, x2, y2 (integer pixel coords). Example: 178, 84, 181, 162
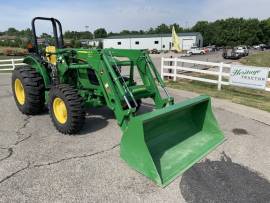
166, 80, 270, 112
241, 51, 270, 67
166, 51, 270, 112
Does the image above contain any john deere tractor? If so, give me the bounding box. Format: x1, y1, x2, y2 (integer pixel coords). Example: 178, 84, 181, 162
12, 17, 224, 187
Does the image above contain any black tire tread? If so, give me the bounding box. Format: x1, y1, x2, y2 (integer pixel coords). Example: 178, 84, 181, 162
48, 84, 85, 134
12, 66, 45, 114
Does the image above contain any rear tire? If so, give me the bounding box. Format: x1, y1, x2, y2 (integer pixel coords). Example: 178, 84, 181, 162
12, 66, 45, 115
48, 84, 85, 134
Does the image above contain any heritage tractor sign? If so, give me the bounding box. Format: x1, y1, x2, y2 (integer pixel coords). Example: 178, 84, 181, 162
230, 65, 269, 89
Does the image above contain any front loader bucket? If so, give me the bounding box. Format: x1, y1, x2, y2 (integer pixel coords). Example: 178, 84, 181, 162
120, 95, 224, 187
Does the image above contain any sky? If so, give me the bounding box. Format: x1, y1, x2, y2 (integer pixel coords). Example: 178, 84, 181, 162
0, 0, 270, 33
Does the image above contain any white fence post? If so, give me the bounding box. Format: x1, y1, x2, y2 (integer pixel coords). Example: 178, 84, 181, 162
0, 58, 25, 72
161, 57, 164, 80
217, 62, 223, 91
11, 59, 15, 70
160, 57, 269, 92
173, 58, 177, 81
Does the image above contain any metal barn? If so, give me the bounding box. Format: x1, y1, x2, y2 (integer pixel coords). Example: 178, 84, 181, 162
103, 33, 203, 51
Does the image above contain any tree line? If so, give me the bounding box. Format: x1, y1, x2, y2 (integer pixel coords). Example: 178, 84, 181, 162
192, 18, 270, 46
63, 23, 184, 39
1, 18, 270, 48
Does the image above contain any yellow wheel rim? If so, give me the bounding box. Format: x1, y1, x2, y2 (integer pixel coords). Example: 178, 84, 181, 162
14, 79, 25, 105
53, 97, 68, 124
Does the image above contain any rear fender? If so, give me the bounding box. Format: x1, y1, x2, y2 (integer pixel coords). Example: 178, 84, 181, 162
23, 56, 50, 88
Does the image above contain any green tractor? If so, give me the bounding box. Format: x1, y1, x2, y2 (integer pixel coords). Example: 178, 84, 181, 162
12, 17, 224, 187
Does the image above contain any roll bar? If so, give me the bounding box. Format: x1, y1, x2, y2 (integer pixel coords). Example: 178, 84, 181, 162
31, 17, 64, 55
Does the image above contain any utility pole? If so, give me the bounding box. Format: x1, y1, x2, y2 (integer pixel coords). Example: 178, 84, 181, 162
238, 26, 241, 45
185, 21, 189, 29
85, 25, 90, 39
84, 25, 90, 46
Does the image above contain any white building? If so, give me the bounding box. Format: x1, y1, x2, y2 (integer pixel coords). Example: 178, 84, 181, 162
80, 38, 103, 47
103, 33, 203, 51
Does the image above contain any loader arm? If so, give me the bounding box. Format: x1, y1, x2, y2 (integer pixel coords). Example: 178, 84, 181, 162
94, 49, 172, 130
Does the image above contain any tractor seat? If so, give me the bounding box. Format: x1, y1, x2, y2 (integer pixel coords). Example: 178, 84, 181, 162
45, 46, 57, 65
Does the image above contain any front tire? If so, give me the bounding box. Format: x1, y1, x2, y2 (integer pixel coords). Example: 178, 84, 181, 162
48, 84, 85, 134
12, 66, 45, 114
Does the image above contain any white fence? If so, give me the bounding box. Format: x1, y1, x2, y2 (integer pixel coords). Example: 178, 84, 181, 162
1, 57, 270, 92
0, 58, 25, 71
161, 57, 270, 92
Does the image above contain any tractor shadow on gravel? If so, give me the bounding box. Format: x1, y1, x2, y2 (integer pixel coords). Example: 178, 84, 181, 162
79, 107, 112, 134
79, 102, 154, 135
180, 152, 270, 203
137, 102, 155, 114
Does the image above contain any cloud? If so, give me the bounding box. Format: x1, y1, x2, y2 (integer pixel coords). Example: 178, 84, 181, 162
200, 0, 270, 21
0, 0, 269, 32
0, 0, 200, 32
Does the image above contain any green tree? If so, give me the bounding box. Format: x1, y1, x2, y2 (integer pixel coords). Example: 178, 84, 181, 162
120, 30, 131, 35
147, 27, 155, 34
192, 21, 211, 46
154, 24, 170, 33
6, 27, 19, 36
107, 31, 118, 37
191, 18, 268, 46
14, 37, 23, 48
74, 40, 81, 48
94, 28, 107, 38
169, 23, 183, 33
79, 31, 93, 39
260, 18, 270, 44
41, 33, 51, 38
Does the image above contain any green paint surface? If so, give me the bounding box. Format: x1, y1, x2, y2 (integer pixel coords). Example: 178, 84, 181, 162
121, 95, 224, 186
